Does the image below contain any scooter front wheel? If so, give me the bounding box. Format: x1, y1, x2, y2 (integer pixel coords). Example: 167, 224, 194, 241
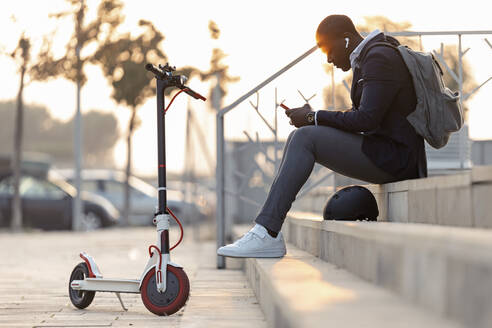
69, 262, 96, 309
140, 265, 190, 316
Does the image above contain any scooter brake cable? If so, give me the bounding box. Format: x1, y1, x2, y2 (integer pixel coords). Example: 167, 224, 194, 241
167, 207, 184, 250
164, 89, 188, 113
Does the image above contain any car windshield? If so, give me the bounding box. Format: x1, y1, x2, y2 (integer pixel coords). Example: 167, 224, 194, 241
27, 176, 69, 199
0, 176, 67, 199
0, 177, 13, 195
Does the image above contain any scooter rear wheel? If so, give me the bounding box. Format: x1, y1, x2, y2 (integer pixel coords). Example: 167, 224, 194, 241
140, 265, 189, 316
69, 262, 96, 309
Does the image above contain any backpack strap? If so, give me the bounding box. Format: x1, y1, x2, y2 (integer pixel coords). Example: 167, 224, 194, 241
359, 41, 400, 65
360, 40, 445, 77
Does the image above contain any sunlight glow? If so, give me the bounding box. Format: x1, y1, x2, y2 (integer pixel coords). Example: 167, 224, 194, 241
1, 0, 491, 175
272, 258, 357, 311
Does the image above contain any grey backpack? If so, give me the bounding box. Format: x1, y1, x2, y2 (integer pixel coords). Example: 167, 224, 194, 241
363, 42, 464, 149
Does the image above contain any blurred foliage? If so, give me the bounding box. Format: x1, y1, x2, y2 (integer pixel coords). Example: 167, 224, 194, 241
2, 0, 125, 171
200, 20, 239, 110
208, 20, 220, 40
30, 0, 124, 86
89, 4, 170, 224
322, 65, 351, 110
92, 17, 168, 190
92, 19, 166, 111
0, 101, 119, 167
357, 16, 419, 49
322, 16, 477, 119
10, 34, 31, 71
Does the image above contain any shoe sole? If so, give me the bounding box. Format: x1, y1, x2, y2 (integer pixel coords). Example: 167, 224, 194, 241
217, 249, 286, 258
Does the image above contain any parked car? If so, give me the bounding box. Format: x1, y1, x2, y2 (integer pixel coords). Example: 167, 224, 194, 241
56, 169, 207, 226
0, 173, 120, 231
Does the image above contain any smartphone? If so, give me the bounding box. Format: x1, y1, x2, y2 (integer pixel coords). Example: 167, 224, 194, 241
280, 103, 290, 110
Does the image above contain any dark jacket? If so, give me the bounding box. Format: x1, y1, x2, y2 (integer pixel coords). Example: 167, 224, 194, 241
317, 33, 427, 181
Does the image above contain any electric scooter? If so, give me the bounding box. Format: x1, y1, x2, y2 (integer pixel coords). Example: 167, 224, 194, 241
68, 63, 206, 316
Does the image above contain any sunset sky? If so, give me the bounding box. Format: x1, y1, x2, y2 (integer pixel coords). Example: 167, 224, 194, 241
1, 0, 491, 175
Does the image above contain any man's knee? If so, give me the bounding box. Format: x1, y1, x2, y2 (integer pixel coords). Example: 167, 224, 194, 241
288, 126, 319, 151
293, 125, 317, 141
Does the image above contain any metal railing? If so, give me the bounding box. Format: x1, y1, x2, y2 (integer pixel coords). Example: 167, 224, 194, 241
216, 30, 492, 269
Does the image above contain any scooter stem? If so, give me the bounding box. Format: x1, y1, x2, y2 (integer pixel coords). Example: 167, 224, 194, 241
155, 78, 171, 293
156, 79, 168, 216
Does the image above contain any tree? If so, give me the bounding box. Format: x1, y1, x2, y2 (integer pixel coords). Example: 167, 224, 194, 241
0, 101, 119, 167
31, 0, 124, 86
29, 0, 125, 229
92, 19, 168, 225
357, 16, 419, 49
9, 34, 30, 231
81, 111, 120, 166
200, 20, 239, 111
4, 13, 60, 231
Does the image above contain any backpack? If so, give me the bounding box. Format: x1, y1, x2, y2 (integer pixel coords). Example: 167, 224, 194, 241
361, 40, 464, 149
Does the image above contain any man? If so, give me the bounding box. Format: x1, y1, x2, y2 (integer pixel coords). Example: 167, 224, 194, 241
217, 14, 427, 258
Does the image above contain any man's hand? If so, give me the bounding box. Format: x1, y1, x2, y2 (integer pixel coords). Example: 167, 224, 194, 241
285, 103, 313, 128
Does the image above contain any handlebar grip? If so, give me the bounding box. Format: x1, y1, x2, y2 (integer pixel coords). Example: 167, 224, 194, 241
183, 88, 207, 101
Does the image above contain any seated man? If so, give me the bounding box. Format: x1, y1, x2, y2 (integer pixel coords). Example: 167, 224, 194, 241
217, 14, 427, 258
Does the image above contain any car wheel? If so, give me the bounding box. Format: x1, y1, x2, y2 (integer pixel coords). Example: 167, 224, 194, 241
80, 211, 103, 231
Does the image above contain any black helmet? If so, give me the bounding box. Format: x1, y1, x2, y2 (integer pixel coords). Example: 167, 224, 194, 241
323, 185, 379, 221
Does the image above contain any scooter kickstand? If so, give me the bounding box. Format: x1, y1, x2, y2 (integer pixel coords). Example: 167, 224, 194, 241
115, 292, 128, 311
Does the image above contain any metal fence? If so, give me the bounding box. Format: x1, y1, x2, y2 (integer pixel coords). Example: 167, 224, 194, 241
216, 30, 492, 268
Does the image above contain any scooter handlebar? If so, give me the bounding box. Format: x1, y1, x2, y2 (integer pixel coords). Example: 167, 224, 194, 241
146, 63, 206, 101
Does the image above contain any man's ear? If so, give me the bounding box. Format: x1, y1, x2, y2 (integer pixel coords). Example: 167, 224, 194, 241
343, 32, 357, 51
342, 32, 351, 47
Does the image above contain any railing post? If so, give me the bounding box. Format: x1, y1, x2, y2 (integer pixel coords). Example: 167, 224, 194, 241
458, 34, 465, 169
216, 112, 226, 269
274, 88, 278, 167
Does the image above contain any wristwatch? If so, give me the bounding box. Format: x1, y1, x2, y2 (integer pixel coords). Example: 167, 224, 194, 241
305, 111, 315, 124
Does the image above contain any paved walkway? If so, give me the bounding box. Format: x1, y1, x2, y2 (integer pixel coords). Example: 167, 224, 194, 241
0, 226, 266, 328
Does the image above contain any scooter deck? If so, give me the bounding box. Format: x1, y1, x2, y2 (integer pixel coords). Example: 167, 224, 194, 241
71, 278, 140, 293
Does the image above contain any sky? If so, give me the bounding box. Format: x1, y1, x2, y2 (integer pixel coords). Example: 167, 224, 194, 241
0, 0, 491, 176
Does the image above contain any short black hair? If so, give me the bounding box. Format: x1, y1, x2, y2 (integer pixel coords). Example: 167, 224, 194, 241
316, 15, 358, 40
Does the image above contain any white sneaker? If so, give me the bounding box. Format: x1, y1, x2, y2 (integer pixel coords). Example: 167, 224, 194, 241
217, 224, 286, 258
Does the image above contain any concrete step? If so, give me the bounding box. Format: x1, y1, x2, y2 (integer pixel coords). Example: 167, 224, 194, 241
284, 214, 492, 328
229, 226, 460, 328
367, 165, 492, 228
293, 165, 492, 229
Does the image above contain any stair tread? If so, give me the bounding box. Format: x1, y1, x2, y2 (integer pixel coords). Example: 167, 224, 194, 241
284, 215, 492, 327
248, 241, 461, 328
288, 213, 492, 260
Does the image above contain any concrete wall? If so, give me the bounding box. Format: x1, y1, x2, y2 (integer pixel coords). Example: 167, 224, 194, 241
472, 140, 492, 165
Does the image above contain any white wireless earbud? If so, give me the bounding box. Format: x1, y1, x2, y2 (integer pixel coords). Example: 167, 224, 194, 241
345, 37, 350, 49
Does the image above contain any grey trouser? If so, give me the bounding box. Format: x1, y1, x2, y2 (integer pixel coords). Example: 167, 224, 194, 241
254, 125, 394, 233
